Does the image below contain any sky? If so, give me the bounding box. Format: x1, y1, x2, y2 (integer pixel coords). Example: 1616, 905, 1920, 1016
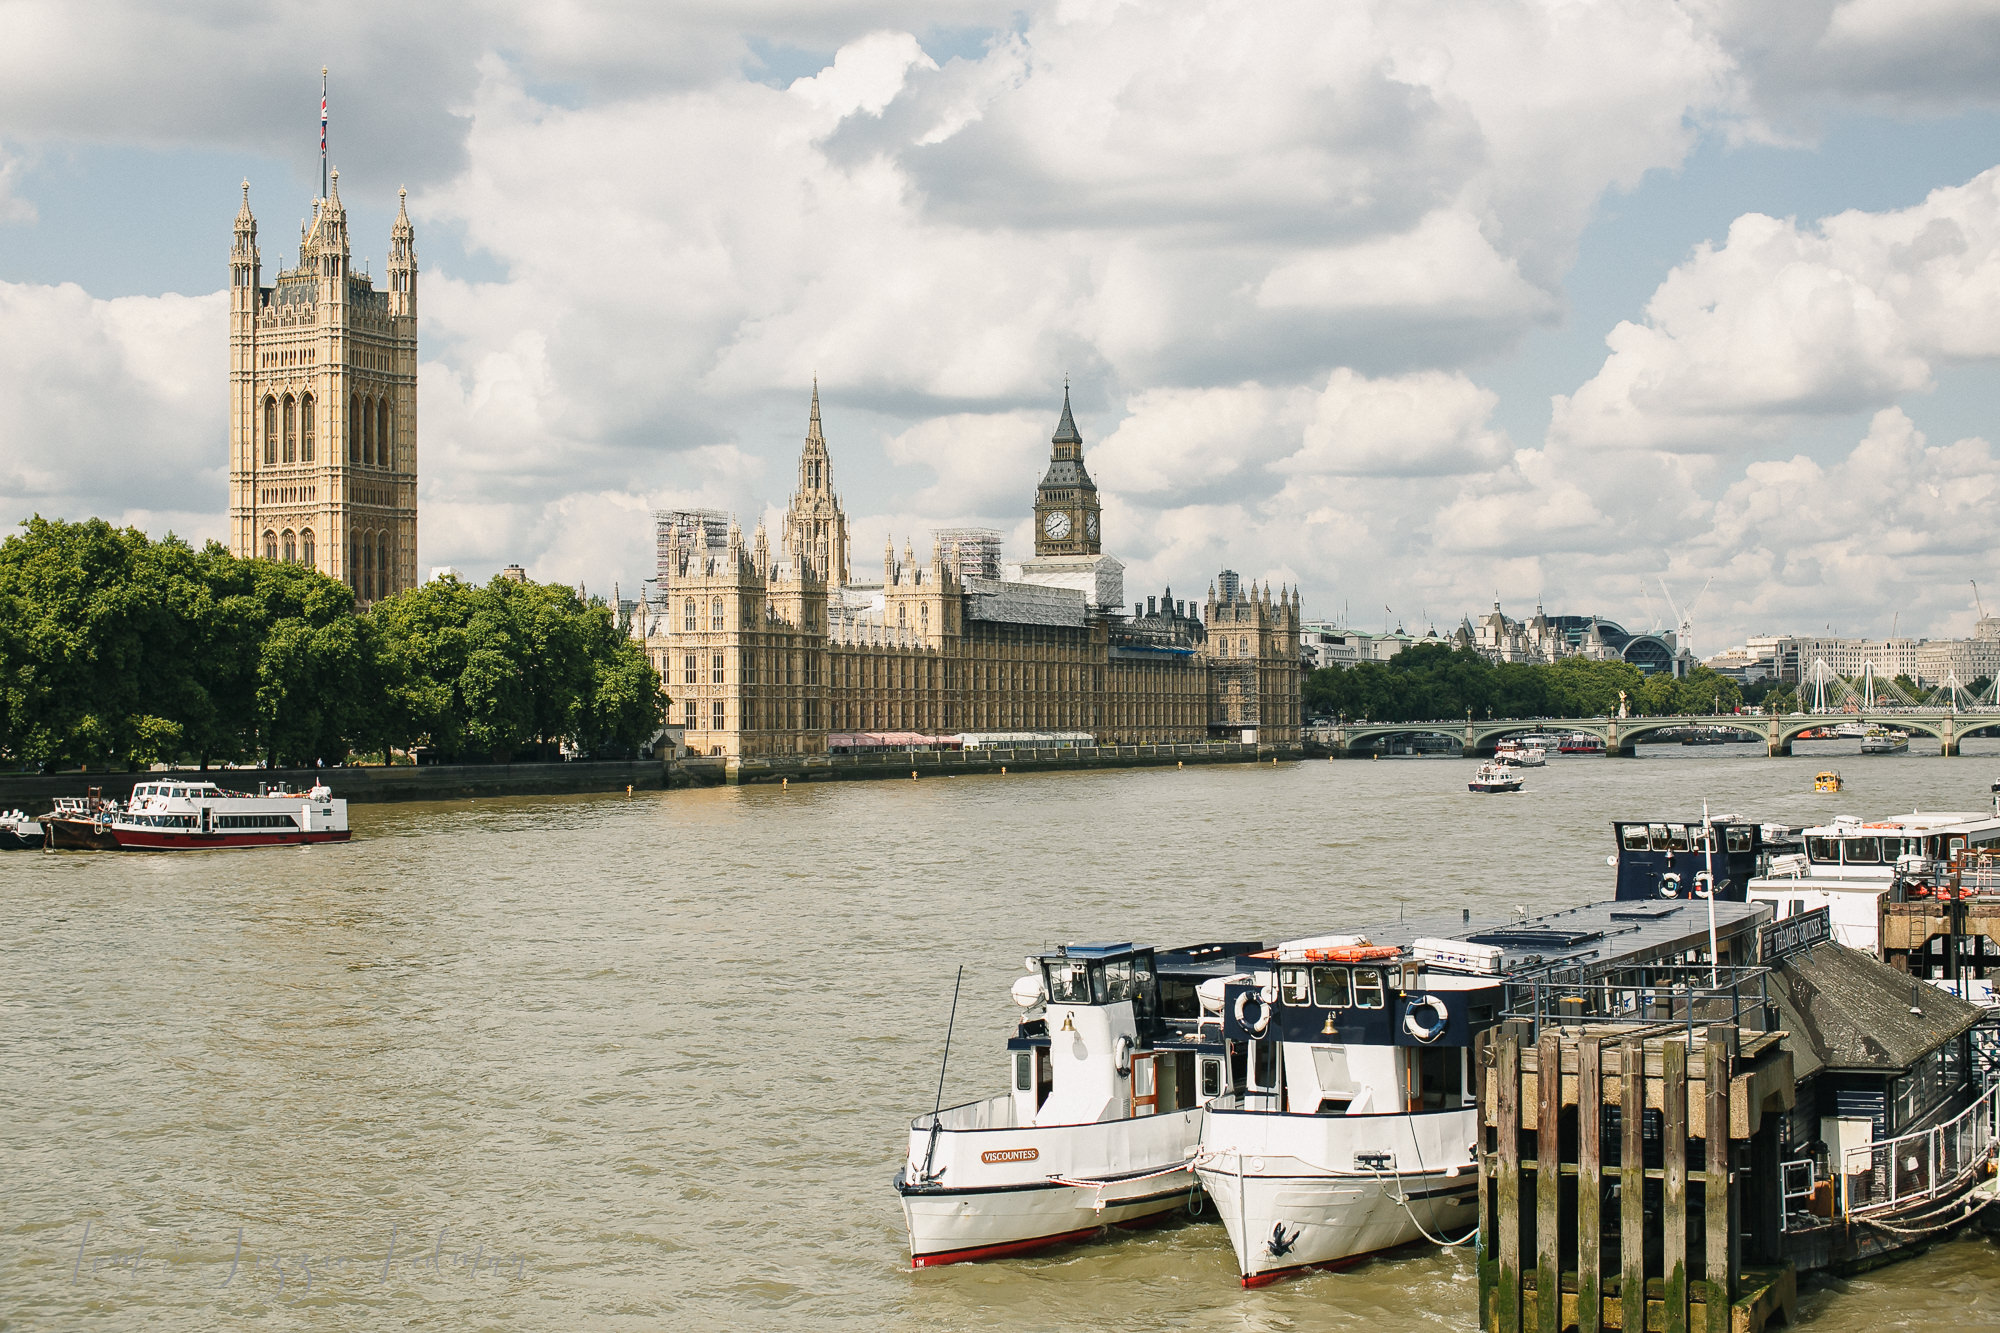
2, 0, 2000, 655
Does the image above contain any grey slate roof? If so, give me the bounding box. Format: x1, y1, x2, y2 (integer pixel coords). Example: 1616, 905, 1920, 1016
1052, 387, 1082, 445
1766, 943, 1984, 1079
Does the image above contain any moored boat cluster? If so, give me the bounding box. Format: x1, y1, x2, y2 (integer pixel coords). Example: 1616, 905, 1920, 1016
897, 794, 2000, 1317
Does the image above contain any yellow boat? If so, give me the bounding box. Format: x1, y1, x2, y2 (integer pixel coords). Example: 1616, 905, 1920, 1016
1814, 770, 1842, 792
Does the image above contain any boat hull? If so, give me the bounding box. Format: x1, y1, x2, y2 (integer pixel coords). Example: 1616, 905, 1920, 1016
0, 826, 43, 851
108, 828, 352, 850
43, 817, 119, 851
1198, 1105, 1479, 1285
898, 1097, 1203, 1267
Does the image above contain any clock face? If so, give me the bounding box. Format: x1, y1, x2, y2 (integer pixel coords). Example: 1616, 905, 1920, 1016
1043, 510, 1072, 539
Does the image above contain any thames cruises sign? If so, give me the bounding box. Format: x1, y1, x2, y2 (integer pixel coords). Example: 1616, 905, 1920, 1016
1761, 906, 1831, 963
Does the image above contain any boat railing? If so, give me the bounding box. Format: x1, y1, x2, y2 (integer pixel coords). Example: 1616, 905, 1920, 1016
1838, 1081, 2000, 1218
1498, 963, 1775, 1045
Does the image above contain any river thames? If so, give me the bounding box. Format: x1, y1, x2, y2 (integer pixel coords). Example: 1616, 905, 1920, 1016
8, 743, 2000, 1329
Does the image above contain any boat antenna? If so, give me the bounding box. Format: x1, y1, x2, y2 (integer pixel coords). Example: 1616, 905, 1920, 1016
933, 964, 965, 1116
1703, 799, 1719, 989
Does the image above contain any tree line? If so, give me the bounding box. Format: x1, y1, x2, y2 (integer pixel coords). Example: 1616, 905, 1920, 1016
1303, 641, 1745, 723
0, 517, 667, 771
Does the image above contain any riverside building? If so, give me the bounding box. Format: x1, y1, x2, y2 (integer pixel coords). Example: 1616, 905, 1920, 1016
226, 169, 419, 605
633, 389, 1302, 759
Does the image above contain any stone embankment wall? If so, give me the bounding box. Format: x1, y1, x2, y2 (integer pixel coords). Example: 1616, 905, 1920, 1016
0, 760, 667, 810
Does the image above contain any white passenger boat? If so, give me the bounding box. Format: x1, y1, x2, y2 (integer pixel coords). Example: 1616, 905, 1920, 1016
896, 940, 1257, 1267
1860, 728, 1910, 754
107, 779, 350, 849
1467, 762, 1523, 793
1749, 810, 2000, 956
1195, 901, 1774, 1286
1493, 741, 1546, 768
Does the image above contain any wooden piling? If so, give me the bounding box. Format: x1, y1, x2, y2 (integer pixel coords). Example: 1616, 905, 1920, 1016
1705, 1028, 1737, 1333
1621, 1036, 1645, 1333
1577, 1034, 1602, 1333
1538, 1028, 1562, 1333
1661, 1038, 1689, 1333
1497, 1033, 1524, 1333
1482, 1022, 1793, 1333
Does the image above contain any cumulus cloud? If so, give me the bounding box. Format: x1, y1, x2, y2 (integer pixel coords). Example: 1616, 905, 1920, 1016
1553, 166, 2000, 453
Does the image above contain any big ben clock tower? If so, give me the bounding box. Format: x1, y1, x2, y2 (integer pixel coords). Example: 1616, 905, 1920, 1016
1033, 386, 1101, 557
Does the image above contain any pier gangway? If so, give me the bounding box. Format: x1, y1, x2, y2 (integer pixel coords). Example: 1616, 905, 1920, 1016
1838, 1079, 2000, 1220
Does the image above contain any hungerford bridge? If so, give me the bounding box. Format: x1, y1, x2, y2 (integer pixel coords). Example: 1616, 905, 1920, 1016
1307, 661, 2000, 757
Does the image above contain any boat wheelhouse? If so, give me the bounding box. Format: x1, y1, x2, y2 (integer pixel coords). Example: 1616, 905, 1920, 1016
1749, 811, 2000, 958
1196, 900, 1772, 1286
1861, 729, 1910, 755
1559, 733, 1605, 755
1610, 815, 1785, 903
109, 780, 350, 849
896, 939, 1259, 1268
1468, 762, 1524, 794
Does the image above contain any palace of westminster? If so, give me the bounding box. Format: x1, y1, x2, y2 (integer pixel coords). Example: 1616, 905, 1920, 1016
635, 386, 1303, 757
221, 167, 1300, 754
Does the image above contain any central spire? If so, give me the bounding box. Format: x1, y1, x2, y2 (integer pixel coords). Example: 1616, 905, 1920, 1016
808, 376, 824, 443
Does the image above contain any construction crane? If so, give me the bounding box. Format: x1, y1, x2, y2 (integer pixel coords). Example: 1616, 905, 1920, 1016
1975, 580, 1988, 620
1659, 576, 1713, 666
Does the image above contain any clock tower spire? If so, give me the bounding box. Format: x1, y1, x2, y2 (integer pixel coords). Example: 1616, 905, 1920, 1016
1032, 384, 1101, 556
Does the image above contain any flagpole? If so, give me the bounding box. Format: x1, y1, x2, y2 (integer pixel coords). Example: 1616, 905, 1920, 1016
320, 66, 329, 200
1704, 799, 1719, 988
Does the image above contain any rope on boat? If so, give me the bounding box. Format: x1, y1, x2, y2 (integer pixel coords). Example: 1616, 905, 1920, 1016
1850, 1183, 1997, 1237
1046, 1156, 1203, 1213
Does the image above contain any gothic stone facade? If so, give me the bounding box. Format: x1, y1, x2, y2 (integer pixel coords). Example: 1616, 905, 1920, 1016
228, 170, 418, 605
637, 392, 1301, 759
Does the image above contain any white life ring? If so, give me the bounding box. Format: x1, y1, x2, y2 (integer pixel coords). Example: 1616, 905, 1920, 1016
1403, 994, 1450, 1044
1659, 871, 1681, 899
1693, 871, 1713, 900
1233, 990, 1272, 1037
1114, 1034, 1133, 1076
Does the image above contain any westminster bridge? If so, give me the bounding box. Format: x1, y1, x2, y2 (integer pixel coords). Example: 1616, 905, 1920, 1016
1306, 711, 2000, 758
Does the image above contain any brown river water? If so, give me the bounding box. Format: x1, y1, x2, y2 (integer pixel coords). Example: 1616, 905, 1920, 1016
8, 742, 2000, 1330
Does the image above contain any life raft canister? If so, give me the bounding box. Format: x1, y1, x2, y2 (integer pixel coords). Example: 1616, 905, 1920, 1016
1233, 989, 1272, 1037
1403, 994, 1450, 1043
1302, 945, 1402, 963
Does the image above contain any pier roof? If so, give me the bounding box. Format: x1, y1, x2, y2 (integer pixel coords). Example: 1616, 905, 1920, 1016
1766, 943, 1984, 1078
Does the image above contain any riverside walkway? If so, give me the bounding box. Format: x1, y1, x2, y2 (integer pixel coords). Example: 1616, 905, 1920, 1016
1308, 711, 2000, 757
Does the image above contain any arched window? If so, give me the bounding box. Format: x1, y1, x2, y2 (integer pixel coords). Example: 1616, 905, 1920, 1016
682, 598, 698, 631
348, 540, 359, 589
377, 533, 391, 596
263, 529, 278, 561
362, 396, 375, 466
300, 529, 315, 567
263, 397, 278, 465
300, 394, 315, 462
282, 395, 296, 463
377, 399, 391, 470
348, 393, 360, 463
361, 534, 375, 600
710, 596, 725, 630
920, 604, 930, 632
282, 529, 296, 563
897, 604, 907, 627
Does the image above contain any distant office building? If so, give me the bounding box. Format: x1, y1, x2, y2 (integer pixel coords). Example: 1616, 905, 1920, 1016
1445, 602, 1683, 675
1298, 623, 1421, 669
1738, 617, 2000, 686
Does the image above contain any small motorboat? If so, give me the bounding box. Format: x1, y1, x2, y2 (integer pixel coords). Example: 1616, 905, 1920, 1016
1815, 770, 1843, 793
1468, 762, 1524, 794
0, 809, 44, 850
1860, 729, 1909, 755
42, 790, 122, 850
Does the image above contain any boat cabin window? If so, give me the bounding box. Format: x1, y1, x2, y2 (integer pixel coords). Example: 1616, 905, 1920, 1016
1844, 837, 1882, 864
1043, 953, 1155, 1010
1045, 960, 1092, 1004
1621, 824, 1649, 852
1248, 1040, 1280, 1092
1648, 823, 1670, 850
1666, 824, 1691, 852
1807, 836, 1840, 864
1311, 966, 1351, 1008
1199, 1057, 1223, 1100
1353, 969, 1385, 1009
1014, 1051, 1032, 1092
1726, 827, 1754, 854
1280, 966, 1310, 1005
